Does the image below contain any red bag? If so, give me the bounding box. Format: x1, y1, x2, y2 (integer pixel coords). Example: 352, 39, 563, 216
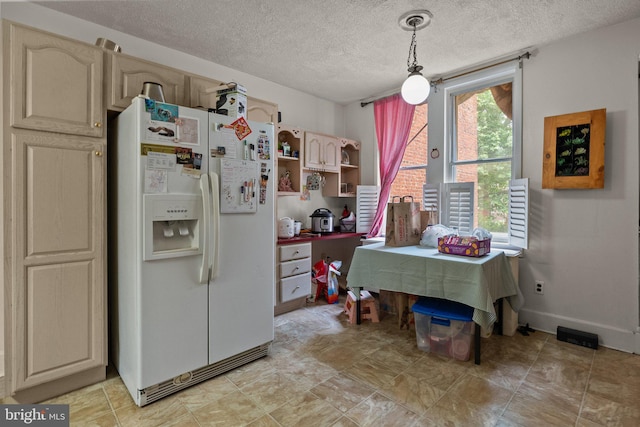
312, 259, 328, 301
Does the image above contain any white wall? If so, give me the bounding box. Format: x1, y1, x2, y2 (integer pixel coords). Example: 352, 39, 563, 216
518, 18, 640, 352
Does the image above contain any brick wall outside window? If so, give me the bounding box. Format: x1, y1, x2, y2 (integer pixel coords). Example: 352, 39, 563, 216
389, 100, 479, 209
389, 103, 428, 205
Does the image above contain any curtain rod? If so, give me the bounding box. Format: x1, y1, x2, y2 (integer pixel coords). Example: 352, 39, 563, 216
360, 51, 531, 107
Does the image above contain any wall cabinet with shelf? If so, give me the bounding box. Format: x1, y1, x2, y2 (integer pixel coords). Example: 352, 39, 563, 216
320, 138, 361, 197
276, 124, 303, 195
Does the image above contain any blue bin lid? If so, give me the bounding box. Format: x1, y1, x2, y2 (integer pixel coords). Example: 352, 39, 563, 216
411, 297, 474, 322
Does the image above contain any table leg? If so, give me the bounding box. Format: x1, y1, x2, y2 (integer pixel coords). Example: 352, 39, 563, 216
497, 298, 504, 336
474, 323, 481, 365
396, 293, 409, 328
355, 287, 361, 325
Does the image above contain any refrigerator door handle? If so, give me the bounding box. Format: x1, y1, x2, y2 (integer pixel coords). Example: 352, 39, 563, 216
210, 172, 221, 280
199, 173, 212, 284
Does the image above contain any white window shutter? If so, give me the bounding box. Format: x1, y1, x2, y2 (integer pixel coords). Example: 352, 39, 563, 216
422, 183, 440, 224
442, 182, 474, 235
508, 178, 529, 249
356, 185, 380, 234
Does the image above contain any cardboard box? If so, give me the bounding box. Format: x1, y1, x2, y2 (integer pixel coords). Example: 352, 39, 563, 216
437, 236, 491, 257
216, 84, 247, 118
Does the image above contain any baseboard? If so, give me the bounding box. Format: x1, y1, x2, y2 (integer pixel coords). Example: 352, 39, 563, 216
519, 308, 637, 353
274, 297, 307, 316
9, 366, 105, 404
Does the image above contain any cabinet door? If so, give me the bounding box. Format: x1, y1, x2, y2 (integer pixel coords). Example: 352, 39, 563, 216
322, 136, 340, 172
247, 96, 278, 123
6, 22, 104, 137
304, 133, 340, 172
106, 53, 186, 111
305, 132, 324, 170
7, 130, 106, 392
187, 75, 224, 110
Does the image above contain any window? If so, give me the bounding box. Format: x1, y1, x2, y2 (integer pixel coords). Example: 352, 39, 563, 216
363, 62, 527, 247
453, 84, 513, 234
444, 63, 523, 244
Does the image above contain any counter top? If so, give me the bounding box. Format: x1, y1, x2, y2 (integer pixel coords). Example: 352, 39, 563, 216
277, 232, 364, 245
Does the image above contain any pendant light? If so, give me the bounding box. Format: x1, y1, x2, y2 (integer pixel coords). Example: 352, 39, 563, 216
399, 10, 432, 105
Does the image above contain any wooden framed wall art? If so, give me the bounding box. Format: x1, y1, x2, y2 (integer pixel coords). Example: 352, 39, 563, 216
542, 108, 606, 189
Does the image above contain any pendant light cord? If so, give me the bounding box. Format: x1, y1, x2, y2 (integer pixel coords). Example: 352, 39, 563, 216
407, 23, 418, 70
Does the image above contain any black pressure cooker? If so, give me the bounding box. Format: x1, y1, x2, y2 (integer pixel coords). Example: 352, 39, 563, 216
310, 208, 335, 234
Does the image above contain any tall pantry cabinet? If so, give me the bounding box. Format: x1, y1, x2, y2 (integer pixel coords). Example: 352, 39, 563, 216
2, 21, 107, 402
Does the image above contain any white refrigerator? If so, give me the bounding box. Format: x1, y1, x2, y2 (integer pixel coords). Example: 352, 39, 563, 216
112, 97, 275, 406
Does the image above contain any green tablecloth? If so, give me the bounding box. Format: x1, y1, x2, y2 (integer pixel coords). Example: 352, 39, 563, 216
346, 243, 523, 330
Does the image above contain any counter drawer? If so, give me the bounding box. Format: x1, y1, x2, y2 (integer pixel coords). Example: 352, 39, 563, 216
280, 272, 311, 303
280, 258, 311, 278
278, 242, 311, 262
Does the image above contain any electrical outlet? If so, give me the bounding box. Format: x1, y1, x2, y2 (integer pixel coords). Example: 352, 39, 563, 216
535, 280, 544, 295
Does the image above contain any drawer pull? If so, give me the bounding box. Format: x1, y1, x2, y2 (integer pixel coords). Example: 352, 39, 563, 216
293, 266, 299, 271
293, 250, 299, 255
292, 286, 300, 293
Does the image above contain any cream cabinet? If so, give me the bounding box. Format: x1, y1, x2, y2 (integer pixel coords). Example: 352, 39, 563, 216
247, 97, 278, 123
105, 52, 186, 111
187, 75, 224, 110
5, 129, 106, 396
304, 132, 340, 172
188, 75, 279, 123
3, 21, 106, 402
5, 21, 104, 137
275, 242, 311, 315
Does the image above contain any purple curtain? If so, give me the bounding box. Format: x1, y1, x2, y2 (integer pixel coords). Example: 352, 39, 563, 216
367, 94, 416, 237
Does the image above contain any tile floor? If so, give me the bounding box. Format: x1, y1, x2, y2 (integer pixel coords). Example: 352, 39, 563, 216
8, 296, 640, 426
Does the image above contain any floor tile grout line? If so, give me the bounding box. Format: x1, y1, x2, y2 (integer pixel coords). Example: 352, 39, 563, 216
495, 332, 549, 422
100, 384, 123, 427
574, 347, 596, 427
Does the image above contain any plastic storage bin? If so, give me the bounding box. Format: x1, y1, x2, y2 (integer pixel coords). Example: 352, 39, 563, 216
412, 297, 474, 361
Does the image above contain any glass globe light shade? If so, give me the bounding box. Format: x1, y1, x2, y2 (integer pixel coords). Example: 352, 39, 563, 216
401, 72, 430, 105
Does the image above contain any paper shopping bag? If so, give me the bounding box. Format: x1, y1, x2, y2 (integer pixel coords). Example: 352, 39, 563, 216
385, 196, 422, 246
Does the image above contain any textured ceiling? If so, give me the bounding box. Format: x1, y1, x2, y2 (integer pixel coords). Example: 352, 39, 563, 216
37, 0, 640, 105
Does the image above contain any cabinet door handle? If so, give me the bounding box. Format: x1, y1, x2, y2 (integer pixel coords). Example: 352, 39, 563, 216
95, 151, 103, 157
94, 122, 102, 128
